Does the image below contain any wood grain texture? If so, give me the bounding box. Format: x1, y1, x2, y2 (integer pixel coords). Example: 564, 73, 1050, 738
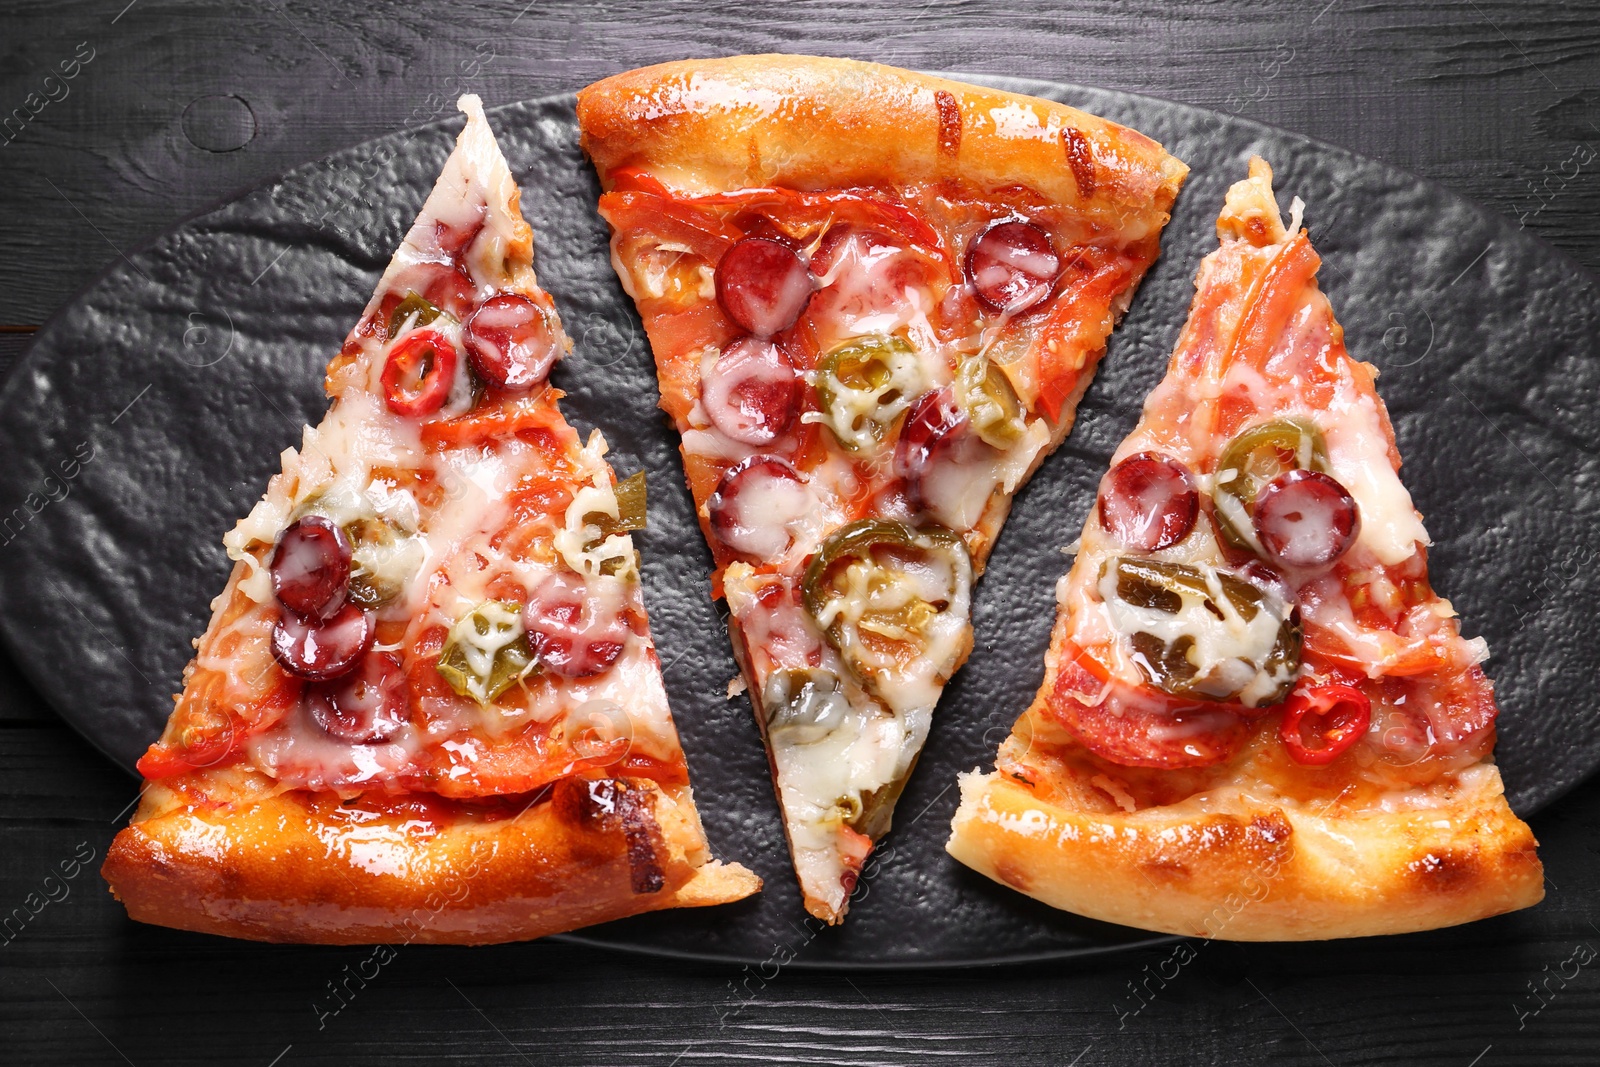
2, 0, 1599, 1063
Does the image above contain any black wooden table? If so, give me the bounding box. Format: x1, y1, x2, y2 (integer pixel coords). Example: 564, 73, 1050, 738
3, 2, 1598, 1063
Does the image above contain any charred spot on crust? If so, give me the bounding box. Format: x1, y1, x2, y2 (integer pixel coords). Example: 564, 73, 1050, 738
551, 778, 667, 895
1248, 811, 1293, 846
1138, 856, 1192, 885
994, 859, 1032, 891
616, 784, 667, 894
1408, 849, 1478, 893
934, 89, 961, 157
1061, 127, 1096, 200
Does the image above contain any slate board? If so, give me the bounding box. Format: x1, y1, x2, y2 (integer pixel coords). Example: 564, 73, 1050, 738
0, 78, 1595, 968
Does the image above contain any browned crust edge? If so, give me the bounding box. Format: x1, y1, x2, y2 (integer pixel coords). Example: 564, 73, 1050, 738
946, 767, 1543, 940
576, 54, 1188, 228
102, 779, 759, 945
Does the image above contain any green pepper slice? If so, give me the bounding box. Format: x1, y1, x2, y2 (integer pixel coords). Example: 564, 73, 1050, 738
436, 600, 537, 705
802, 519, 973, 708
1211, 417, 1328, 550
1101, 556, 1301, 706
955, 356, 1026, 449
812, 334, 926, 454
387, 291, 447, 339
586, 471, 647, 537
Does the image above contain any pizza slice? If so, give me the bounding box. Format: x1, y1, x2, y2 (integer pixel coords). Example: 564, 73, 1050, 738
102, 95, 759, 944
577, 56, 1188, 922
947, 157, 1543, 939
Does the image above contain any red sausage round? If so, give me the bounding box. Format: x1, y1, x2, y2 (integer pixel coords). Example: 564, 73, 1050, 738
465, 293, 559, 390
716, 237, 814, 337
271, 603, 374, 681
965, 220, 1059, 315
702, 337, 800, 446
270, 515, 352, 621
708, 456, 811, 558
1096, 452, 1199, 551
307, 652, 408, 744
1253, 468, 1360, 567
525, 571, 630, 678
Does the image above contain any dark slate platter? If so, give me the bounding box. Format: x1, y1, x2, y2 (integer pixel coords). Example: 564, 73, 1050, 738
0, 77, 1595, 968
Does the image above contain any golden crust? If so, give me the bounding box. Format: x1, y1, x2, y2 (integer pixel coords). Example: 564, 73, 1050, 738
947, 766, 1542, 941
103, 777, 759, 946
577, 54, 1187, 232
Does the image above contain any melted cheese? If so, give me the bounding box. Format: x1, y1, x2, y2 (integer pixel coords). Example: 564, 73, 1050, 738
208, 97, 686, 795
1095, 561, 1295, 707
918, 417, 1050, 532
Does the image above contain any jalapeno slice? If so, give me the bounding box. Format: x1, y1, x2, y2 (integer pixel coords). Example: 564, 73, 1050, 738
1099, 556, 1301, 706
436, 600, 538, 705
340, 516, 423, 609
850, 774, 914, 840
1212, 417, 1328, 550
387, 291, 448, 338
812, 334, 928, 454
761, 667, 850, 745
954, 356, 1026, 449
802, 519, 973, 711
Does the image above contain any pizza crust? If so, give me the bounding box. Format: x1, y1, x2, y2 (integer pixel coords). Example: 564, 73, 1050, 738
946, 764, 1542, 941
577, 54, 1187, 234
103, 776, 759, 945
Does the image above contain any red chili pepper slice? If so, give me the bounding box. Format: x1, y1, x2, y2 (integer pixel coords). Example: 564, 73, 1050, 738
381, 328, 458, 417
1279, 682, 1372, 766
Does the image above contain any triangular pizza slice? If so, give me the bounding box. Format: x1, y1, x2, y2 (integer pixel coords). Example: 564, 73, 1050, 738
103, 96, 759, 944
578, 56, 1187, 921
948, 158, 1543, 939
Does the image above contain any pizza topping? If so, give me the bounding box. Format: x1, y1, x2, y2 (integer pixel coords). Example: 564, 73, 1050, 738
1279, 682, 1371, 765
307, 652, 409, 744
1097, 452, 1199, 552
715, 236, 815, 337
1253, 468, 1361, 568
343, 516, 424, 610
954, 356, 1026, 450
965, 219, 1058, 315
270, 516, 352, 622
802, 519, 973, 715
897, 386, 991, 525
1099, 556, 1300, 707
897, 386, 1048, 533
761, 667, 850, 744
435, 600, 536, 704
1045, 642, 1249, 768
387, 291, 448, 338
702, 337, 800, 446
382, 327, 460, 417
1211, 417, 1328, 551
602, 471, 649, 536
708, 456, 812, 558
809, 229, 937, 344
897, 387, 969, 485
525, 570, 629, 678
271, 602, 375, 681
810, 334, 927, 454
464, 293, 559, 390
555, 464, 644, 582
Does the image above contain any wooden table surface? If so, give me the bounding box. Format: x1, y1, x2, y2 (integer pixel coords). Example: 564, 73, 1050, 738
3, 2, 1599, 1063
